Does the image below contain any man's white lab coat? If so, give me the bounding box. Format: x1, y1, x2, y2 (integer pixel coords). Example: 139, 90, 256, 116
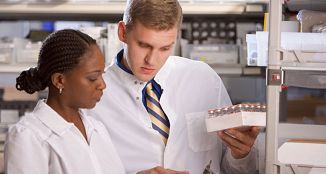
89, 56, 257, 174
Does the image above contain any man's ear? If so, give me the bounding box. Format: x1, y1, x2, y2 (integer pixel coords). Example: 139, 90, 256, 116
51, 72, 65, 90
118, 21, 127, 43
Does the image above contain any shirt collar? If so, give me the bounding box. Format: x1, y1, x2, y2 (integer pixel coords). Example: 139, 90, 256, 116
115, 49, 133, 74
112, 49, 174, 89
146, 79, 162, 95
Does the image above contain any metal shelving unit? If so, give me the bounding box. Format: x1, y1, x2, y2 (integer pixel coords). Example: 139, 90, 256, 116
265, 0, 326, 174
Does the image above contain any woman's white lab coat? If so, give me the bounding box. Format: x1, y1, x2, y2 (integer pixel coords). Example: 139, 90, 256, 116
89, 56, 257, 174
5, 100, 125, 174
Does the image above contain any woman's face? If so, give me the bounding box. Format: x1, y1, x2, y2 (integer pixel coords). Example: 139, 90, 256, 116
62, 45, 106, 109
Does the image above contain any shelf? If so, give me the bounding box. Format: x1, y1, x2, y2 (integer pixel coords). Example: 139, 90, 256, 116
0, 3, 125, 15
181, 2, 265, 15
279, 123, 326, 140
0, 1, 267, 20
281, 62, 326, 72
209, 64, 263, 75
211, 64, 243, 75
283, 69, 326, 89
0, 64, 34, 73
280, 46, 326, 71
0, 63, 263, 75
280, 50, 326, 71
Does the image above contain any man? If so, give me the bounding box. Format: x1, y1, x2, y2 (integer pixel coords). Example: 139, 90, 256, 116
89, 0, 260, 173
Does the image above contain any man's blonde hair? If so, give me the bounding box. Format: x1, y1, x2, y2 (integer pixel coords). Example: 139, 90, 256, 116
123, 0, 183, 32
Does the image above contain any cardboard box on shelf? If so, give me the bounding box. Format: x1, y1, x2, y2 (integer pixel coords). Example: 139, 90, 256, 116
0, 110, 19, 124
278, 139, 326, 167
286, 98, 326, 124
2, 87, 38, 101
189, 44, 239, 65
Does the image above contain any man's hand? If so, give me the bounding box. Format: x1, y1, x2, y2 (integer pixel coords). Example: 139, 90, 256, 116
218, 126, 260, 159
136, 166, 189, 174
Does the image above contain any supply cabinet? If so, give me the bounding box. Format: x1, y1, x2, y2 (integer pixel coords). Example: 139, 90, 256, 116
265, 0, 326, 174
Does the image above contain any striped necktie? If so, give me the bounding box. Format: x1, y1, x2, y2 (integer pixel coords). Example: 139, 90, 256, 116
145, 82, 170, 144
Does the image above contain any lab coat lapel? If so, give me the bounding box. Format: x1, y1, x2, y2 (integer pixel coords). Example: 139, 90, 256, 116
154, 57, 180, 145
33, 100, 73, 136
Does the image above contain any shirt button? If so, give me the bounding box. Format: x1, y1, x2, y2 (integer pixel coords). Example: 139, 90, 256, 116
136, 96, 140, 100
139, 82, 143, 85
134, 81, 138, 85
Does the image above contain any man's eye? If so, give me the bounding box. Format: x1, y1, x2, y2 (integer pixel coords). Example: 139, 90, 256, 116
161, 47, 171, 51
139, 43, 149, 48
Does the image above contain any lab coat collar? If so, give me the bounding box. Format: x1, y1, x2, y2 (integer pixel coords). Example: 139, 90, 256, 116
154, 57, 174, 91
110, 53, 174, 90
33, 100, 97, 136
111, 63, 144, 87
111, 50, 147, 87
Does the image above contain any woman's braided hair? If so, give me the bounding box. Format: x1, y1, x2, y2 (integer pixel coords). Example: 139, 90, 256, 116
16, 29, 97, 94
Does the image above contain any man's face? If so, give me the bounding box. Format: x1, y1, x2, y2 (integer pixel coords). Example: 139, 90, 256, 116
119, 21, 178, 82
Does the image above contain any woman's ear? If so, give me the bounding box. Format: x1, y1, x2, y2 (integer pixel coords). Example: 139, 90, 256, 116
51, 72, 65, 91
118, 21, 127, 43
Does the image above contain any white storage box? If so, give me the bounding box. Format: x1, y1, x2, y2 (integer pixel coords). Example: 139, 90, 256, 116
256, 31, 268, 66
246, 32, 326, 66
278, 140, 326, 167
246, 34, 257, 66
246, 32, 268, 66
14, 38, 41, 64
0, 110, 19, 124
189, 44, 238, 64
278, 140, 326, 174
0, 43, 14, 64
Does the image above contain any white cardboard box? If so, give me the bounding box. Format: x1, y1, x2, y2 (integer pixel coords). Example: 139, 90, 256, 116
189, 44, 238, 65
246, 32, 326, 66
246, 34, 258, 66
278, 141, 326, 167
205, 111, 266, 132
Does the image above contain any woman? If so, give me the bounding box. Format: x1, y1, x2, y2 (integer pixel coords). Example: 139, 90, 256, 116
4, 29, 125, 174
